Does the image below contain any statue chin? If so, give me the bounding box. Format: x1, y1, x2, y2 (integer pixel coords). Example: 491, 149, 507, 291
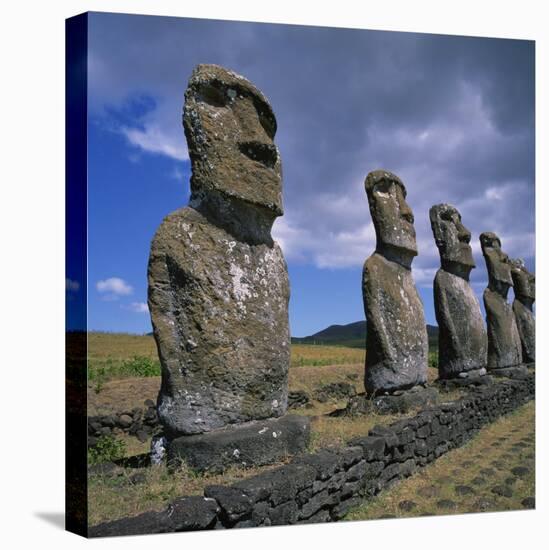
444, 249, 475, 269
378, 231, 418, 257
377, 241, 417, 268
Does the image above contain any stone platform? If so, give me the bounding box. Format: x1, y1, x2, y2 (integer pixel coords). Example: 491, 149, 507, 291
489, 364, 531, 380
167, 414, 311, 473
436, 372, 493, 392
332, 386, 439, 416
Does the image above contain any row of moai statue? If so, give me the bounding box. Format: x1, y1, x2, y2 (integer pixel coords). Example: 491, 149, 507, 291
363, 170, 535, 398
147, 64, 534, 468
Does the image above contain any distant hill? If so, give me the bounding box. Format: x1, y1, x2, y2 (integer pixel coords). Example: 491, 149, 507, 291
292, 320, 438, 350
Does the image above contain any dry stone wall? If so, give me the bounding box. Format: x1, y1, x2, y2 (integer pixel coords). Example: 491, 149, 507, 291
87, 401, 160, 445
89, 372, 534, 537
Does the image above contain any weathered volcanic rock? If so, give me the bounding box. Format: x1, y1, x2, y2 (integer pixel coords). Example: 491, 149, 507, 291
480, 233, 522, 370
510, 259, 535, 363
429, 204, 487, 378
148, 64, 290, 437
168, 415, 311, 474
88, 496, 220, 537
363, 170, 428, 395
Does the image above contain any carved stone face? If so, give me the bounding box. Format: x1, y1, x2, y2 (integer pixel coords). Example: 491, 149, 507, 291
480, 232, 513, 287
183, 64, 282, 216
429, 204, 475, 269
365, 170, 417, 257
510, 259, 535, 301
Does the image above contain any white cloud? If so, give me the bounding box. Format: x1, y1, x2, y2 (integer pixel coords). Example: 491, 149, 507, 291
412, 267, 438, 288
125, 302, 149, 313
121, 124, 188, 161
485, 188, 502, 201
170, 165, 185, 181
96, 277, 133, 297
274, 216, 376, 269
65, 278, 80, 292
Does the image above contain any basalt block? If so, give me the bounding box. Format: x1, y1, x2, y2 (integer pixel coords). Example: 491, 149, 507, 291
337, 386, 438, 416
167, 414, 311, 473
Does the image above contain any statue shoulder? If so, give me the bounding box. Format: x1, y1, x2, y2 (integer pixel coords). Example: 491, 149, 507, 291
362, 253, 385, 288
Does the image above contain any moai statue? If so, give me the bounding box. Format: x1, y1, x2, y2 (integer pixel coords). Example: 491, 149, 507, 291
429, 204, 487, 379
363, 170, 429, 396
480, 232, 522, 370
510, 259, 535, 363
148, 65, 308, 469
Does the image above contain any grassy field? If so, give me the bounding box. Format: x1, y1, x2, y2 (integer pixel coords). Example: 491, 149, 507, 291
87, 332, 366, 387
346, 401, 535, 521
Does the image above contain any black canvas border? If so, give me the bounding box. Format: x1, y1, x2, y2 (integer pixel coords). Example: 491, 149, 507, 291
65, 12, 88, 538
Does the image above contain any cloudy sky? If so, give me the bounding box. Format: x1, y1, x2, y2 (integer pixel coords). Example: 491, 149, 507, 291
73, 11, 535, 336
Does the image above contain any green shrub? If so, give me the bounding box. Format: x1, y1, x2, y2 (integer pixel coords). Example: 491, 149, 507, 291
428, 351, 439, 370
121, 356, 161, 377
88, 435, 127, 465
88, 355, 161, 382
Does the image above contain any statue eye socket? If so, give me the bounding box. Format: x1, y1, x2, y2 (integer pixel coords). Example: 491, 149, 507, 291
196, 83, 226, 108
440, 210, 455, 222
373, 180, 392, 195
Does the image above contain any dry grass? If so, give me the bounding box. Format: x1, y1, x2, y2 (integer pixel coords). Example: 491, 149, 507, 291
346, 401, 535, 521
291, 344, 365, 367
88, 377, 160, 417
88, 333, 365, 367
88, 458, 287, 526
88, 332, 158, 361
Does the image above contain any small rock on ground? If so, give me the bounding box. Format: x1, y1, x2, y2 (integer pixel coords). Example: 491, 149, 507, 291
398, 500, 417, 512
521, 497, 535, 509
491, 485, 513, 498
472, 498, 495, 512
454, 485, 474, 496
471, 476, 486, 486
511, 466, 530, 478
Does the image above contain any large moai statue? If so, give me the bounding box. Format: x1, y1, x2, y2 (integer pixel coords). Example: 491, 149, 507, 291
480, 232, 522, 370
362, 170, 429, 396
429, 204, 487, 379
510, 259, 535, 364
148, 65, 309, 471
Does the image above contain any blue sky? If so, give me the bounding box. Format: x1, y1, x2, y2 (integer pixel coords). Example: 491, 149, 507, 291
67, 12, 535, 336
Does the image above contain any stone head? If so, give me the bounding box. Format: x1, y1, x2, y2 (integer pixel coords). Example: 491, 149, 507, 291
480, 232, 513, 288
183, 64, 282, 218
510, 258, 535, 302
429, 204, 475, 273
365, 170, 417, 260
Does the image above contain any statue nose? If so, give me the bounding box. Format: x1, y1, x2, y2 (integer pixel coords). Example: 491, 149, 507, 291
458, 225, 471, 243
400, 202, 414, 224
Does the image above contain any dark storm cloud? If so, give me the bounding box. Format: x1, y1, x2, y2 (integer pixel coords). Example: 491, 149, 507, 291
88, 12, 535, 287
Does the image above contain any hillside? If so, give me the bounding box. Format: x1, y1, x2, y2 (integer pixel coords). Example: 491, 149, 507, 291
292, 320, 438, 350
